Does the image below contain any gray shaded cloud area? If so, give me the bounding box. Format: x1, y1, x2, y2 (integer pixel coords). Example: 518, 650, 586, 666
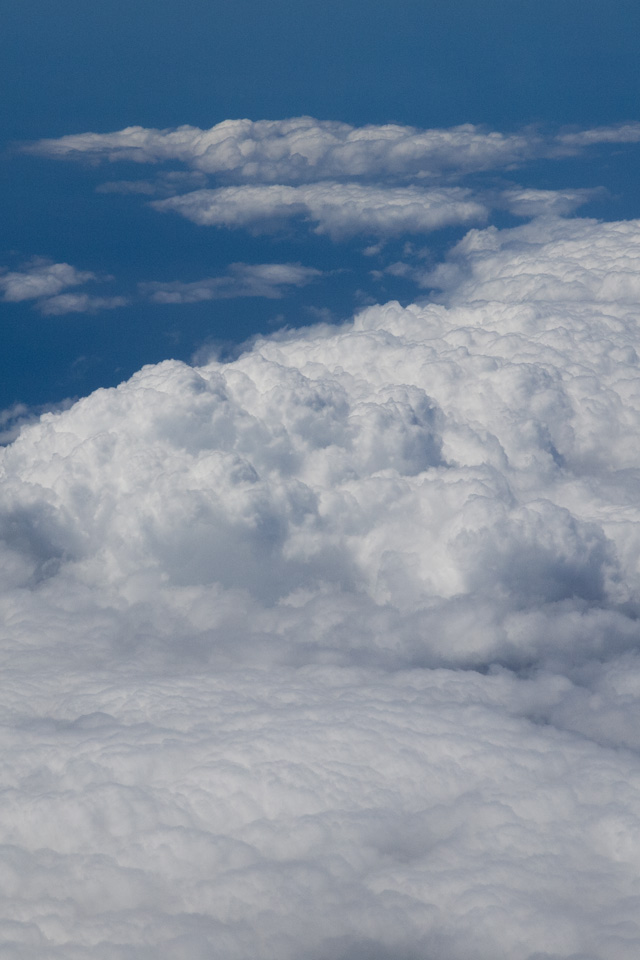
3, 215, 640, 959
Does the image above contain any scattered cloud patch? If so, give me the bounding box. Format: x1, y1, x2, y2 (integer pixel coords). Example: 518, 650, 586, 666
0, 259, 126, 315
141, 262, 322, 303
557, 120, 640, 148
501, 186, 602, 218
0, 259, 95, 302
37, 292, 129, 315
153, 183, 487, 238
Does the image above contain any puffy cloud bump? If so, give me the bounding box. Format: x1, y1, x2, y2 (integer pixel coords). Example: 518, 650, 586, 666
3, 215, 640, 958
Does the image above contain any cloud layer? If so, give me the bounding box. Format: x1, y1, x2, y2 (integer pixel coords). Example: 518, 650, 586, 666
3, 213, 640, 957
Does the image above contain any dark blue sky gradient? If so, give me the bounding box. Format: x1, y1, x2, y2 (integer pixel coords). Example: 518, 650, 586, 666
4, 0, 640, 137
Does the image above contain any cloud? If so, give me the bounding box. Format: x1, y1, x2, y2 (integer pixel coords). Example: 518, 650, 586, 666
4, 213, 640, 957
96, 170, 208, 197
37, 293, 128, 315
0, 259, 127, 315
501, 186, 601, 218
25, 117, 640, 185
141, 262, 322, 303
0, 259, 95, 302
23, 117, 544, 182
557, 121, 640, 148
427, 215, 640, 304
153, 182, 487, 238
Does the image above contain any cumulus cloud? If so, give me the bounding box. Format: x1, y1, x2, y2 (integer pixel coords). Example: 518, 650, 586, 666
25, 117, 640, 184
27, 118, 636, 246
501, 186, 601, 218
141, 262, 322, 303
0, 259, 127, 315
37, 292, 128, 315
23, 117, 543, 181
0, 259, 95, 302
3, 214, 640, 957
557, 120, 640, 148
152, 182, 487, 238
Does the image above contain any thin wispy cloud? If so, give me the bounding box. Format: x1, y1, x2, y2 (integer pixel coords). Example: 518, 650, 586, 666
141, 262, 322, 303
0, 259, 127, 315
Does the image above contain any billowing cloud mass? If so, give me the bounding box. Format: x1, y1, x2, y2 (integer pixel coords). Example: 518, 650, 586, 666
3, 212, 640, 958
153, 182, 487, 238
26, 117, 640, 183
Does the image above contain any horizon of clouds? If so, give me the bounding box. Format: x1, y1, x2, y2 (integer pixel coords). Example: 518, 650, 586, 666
3, 212, 640, 956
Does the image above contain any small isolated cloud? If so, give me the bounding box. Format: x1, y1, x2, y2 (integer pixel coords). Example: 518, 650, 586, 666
141, 262, 322, 303
0, 259, 95, 302
153, 183, 487, 238
501, 186, 601, 218
557, 120, 640, 148
23, 117, 544, 181
0, 258, 126, 315
38, 293, 128, 315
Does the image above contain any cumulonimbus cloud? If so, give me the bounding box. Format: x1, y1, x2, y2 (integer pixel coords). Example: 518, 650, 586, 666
2, 214, 640, 957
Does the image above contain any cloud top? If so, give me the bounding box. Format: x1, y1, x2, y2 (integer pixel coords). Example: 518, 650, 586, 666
3, 214, 640, 673
4, 212, 640, 958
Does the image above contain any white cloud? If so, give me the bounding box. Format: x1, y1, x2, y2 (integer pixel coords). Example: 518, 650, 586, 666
37, 293, 128, 315
153, 182, 487, 238
3, 214, 640, 957
26, 117, 640, 185
0, 259, 126, 315
557, 121, 640, 148
24, 117, 544, 182
141, 262, 322, 303
0, 259, 95, 302
501, 186, 600, 218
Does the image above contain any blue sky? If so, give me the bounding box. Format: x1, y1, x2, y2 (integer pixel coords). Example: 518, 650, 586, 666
2, 0, 640, 412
